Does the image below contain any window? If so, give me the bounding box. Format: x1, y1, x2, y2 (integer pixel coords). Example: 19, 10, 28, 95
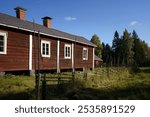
0, 32, 7, 54
41, 40, 50, 58
83, 48, 88, 60
64, 44, 71, 59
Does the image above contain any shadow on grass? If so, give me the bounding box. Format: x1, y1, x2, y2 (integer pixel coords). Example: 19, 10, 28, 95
1, 83, 150, 100
61, 85, 150, 100
44, 82, 150, 100
44, 82, 74, 100
1, 78, 150, 100
0, 89, 35, 100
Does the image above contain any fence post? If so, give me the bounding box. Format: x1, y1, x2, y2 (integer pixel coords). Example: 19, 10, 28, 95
83, 67, 88, 79
72, 71, 75, 86
42, 73, 46, 100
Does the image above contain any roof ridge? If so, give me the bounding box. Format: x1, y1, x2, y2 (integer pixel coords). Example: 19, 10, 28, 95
0, 12, 96, 47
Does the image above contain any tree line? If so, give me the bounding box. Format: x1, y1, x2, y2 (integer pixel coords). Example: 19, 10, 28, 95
91, 29, 150, 67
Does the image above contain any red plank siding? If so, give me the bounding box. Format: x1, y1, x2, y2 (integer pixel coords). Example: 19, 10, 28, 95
0, 26, 94, 72
59, 40, 72, 69
74, 43, 93, 69
32, 35, 57, 70
0, 26, 29, 71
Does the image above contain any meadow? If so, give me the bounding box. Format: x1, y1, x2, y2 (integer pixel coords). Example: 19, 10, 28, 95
0, 75, 35, 99
0, 67, 150, 100
69, 67, 150, 99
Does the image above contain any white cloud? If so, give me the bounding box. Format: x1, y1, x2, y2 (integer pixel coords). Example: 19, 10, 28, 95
129, 21, 141, 26
64, 16, 77, 21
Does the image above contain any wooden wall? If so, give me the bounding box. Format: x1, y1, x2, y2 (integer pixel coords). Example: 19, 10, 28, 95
74, 43, 93, 69
59, 40, 72, 69
0, 26, 29, 71
32, 35, 57, 71
0, 26, 93, 72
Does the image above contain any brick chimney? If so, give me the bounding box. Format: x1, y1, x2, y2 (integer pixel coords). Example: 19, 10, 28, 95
42, 16, 52, 28
14, 7, 27, 20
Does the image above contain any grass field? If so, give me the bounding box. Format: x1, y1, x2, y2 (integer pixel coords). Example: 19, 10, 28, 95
69, 67, 150, 99
0, 75, 35, 99
0, 67, 150, 100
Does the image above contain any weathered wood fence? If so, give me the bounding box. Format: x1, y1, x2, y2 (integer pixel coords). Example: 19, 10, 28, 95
37, 72, 75, 100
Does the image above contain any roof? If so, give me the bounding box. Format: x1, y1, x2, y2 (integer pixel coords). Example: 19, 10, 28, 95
94, 55, 103, 61
0, 13, 96, 47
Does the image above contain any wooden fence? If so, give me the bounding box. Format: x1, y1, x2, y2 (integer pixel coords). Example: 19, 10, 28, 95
36, 72, 75, 99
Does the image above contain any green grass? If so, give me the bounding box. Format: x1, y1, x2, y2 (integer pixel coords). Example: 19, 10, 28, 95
0, 75, 35, 99
68, 67, 150, 99
0, 67, 150, 100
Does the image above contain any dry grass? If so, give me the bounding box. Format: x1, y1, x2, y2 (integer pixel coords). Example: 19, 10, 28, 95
0, 75, 35, 99
61, 67, 150, 100
0, 67, 150, 100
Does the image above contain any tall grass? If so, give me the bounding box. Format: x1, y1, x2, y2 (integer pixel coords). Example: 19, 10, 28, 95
0, 67, 150, 99
0, 75, 35, 99
69, 67, 150, 99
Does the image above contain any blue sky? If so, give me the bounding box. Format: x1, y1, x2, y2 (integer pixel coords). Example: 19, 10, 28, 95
0, 0, 150, 45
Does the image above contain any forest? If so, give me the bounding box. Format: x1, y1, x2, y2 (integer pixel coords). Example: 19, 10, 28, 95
91, 29, 150, 67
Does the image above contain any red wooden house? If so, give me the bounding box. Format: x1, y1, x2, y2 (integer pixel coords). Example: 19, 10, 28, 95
0, 7, 96, 75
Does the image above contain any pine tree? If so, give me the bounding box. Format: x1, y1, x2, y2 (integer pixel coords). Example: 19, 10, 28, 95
105, 43, 112, 66
132, 30, 150, 66
132, 30, 140, 67
102, 42, 106, 63
112, 31, 122, 66
101, 42, 112, 66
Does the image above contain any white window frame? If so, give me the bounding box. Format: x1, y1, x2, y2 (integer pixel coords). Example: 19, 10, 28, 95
41, 40, 50, 58
0, 32, 7, 54
64, 44, 71, 59
83, 47, 88, 60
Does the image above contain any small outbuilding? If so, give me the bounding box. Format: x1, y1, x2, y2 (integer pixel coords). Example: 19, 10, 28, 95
94, 55, 103, 67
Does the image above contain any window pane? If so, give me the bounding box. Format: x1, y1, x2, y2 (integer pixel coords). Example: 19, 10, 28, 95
85, 50, 87, 58
67, 47, 69, 57
42, 43, 45, 55
41, 41, 50, 57
65, 46, 68, 57
0, 36, 4, 45
0, 36, 4, 41
65, 45, 71, 58
0, 47, 4, 51
83, 49, 87, 59
0, 36, 4, 52
46, 44, 49, 55
68, 47, 70, 57
83, 50, 85, 58
46, 50, 49, 55
0, 41, 4, 46
46, 44, 49, 49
